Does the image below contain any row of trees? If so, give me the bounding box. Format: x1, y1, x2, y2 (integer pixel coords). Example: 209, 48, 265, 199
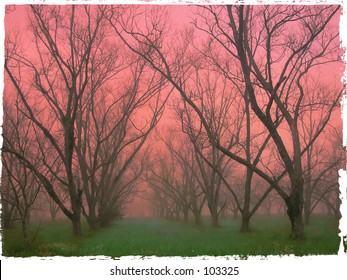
146, 127, 341, 229
2, 5, 168, 240
106, 5, 343, 240
1, 5, 343, 242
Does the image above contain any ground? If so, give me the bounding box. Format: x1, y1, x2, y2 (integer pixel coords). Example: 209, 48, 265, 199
1, 214, 340, 257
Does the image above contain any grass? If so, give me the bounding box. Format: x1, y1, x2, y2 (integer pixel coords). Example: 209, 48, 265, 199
1, 214, 340, 257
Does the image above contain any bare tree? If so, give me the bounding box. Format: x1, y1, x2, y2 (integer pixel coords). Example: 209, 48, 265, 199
172, 68, 240, 227
1, 100, 41, 245
171, 58, 277, 231
172, 140, 206, 225
4, 5, 121, 235
74, 55, 168, 230
148, 152, 183, 220
145, 131, 206, 224
163, 135, 206, 225
304, 128, 343, 222
189, 5, 342, 240
105, 5, 341, 240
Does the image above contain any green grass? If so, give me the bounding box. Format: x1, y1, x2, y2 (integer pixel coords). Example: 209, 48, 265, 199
1, 215, 340, 257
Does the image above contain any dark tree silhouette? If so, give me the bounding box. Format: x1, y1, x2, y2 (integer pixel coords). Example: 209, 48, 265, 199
105, 5, 342, 240
4, 5, 122, 235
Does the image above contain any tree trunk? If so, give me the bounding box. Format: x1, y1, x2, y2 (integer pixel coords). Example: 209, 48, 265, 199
26, 209, 31, 224
50, 209, 57, 221
211, 209, 219, 228
334, 209, 341, 221
220, 206, 227, 218
193, 212, 202, 226
1, 204, 15, 229
21, 219, 31, 247
286, 194, 305, 240
334, 195, 341, 220
87, 215, 99, 231
232, 208, 238, 220
266, 206, 271, 215
87, 202, 99, 231
289, 212, 305, 240
183, 209, 189, 223
304, 201, 311, 226
326, 203, 332, 216
175, 211, 180, 221
72, 215, 82, 236
240, 170, 252, 233
241, 96, 252, 233
71, 195, 83, 236
240, 214, 250, 233
2, 218, 13, 229
207, 201, 219, 227
211, 216, 218, 227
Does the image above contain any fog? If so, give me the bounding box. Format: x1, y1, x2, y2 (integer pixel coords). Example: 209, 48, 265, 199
1, 5, 343, 241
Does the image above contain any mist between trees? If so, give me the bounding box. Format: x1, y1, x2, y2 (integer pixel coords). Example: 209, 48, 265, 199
1, 4, 344, 245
